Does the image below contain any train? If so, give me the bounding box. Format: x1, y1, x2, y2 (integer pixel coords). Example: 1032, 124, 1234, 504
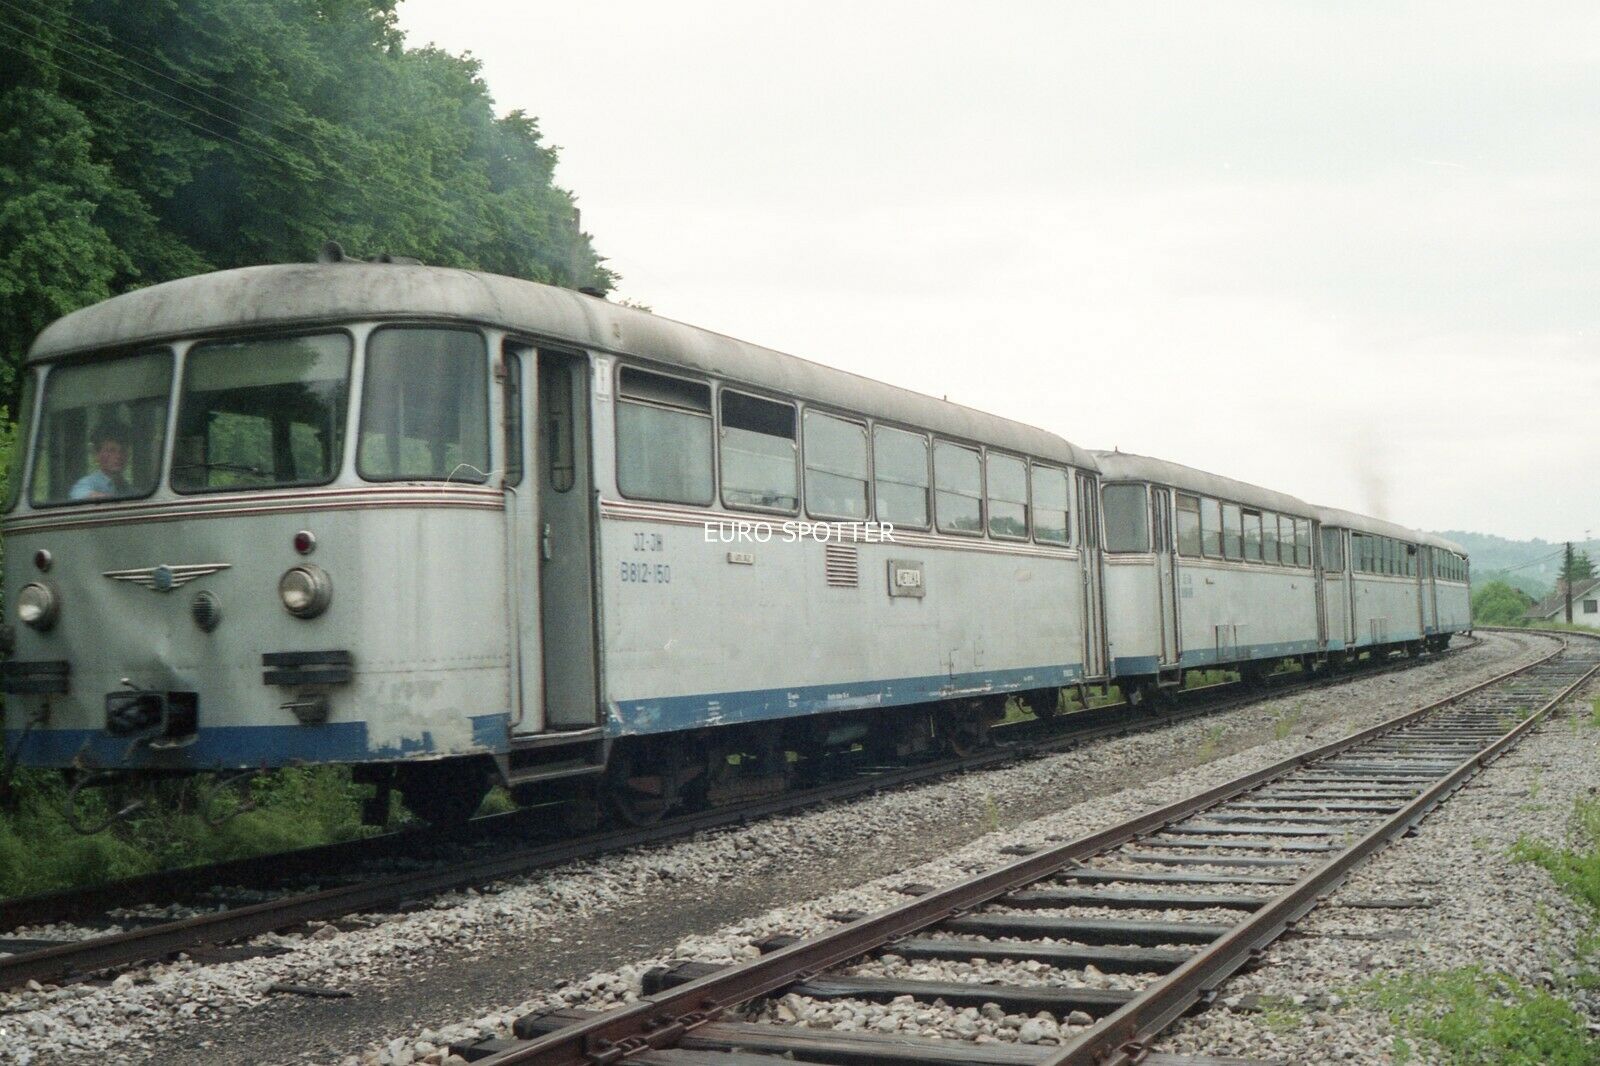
0, 256, 1470, 826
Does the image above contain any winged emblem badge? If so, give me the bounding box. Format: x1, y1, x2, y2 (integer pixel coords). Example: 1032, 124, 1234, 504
103, 563, 231, 592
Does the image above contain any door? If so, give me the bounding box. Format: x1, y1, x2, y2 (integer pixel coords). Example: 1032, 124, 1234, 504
1151, 488, 1180, 667
506, 344, 600, 734
1422, 547, 1439, 634
1076, 472, 1107, 679
1312, 521, 1328, 650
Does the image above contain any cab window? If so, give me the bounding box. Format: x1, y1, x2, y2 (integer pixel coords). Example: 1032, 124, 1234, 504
31, 350, 172, 506
359, 328, 488, 482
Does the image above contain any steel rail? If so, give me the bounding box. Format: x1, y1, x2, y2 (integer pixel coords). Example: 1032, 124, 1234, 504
474, 633, 1575, 1066
0, 638, 1477, 990
1046, 631, 1600, 1066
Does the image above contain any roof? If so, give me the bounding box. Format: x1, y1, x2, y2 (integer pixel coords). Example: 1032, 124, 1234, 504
1093, 451, 1315, 518
1525, 576, 1600, 619
28, 264, 1095, 470
1312, 506, 1466, 555
1093, 451, 1466, 556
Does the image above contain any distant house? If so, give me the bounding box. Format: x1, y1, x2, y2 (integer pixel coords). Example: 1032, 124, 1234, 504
1524, 576, 1600, 624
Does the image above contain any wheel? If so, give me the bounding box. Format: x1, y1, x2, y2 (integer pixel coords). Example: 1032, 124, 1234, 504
394, 760, 492, 825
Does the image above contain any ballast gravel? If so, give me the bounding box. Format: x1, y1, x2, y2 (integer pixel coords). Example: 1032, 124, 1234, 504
0, 631, 1562, 1065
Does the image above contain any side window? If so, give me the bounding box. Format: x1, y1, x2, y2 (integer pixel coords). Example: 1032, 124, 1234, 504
933, 440, 982, 535
720, 390, 798, 512
3, 370, 37, 510
1221, 501, 1243, 560
873, 425, 930, 528
1242, 509, 1263, 562
1200, 496, 1222, 557
1321, 528, 1344, 572
1176, 493, 1201, 556
803, 411, 868, 519
1032, 464, 1070, 545
1262, 512, 1279, 565
986, 452, 1029, 539
616, 367, 713, 504
1102, 483, 1150, 553
1295, 518, 1311, 567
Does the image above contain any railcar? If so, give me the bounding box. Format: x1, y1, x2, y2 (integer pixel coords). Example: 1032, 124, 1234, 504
0, 259, 1106, 825
1314, 507, 1469, 655
1093, 451, 1325, 698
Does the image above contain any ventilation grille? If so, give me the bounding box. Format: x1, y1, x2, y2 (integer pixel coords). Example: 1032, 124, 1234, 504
824, 544, 860, 588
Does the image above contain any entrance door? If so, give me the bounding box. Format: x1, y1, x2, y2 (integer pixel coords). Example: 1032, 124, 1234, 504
1076, 473, 1107, 679
1312, 521, 1328, 651
1151, 488, 1180, 666
506, 344, 600, 734
1421, 547, 1438, 634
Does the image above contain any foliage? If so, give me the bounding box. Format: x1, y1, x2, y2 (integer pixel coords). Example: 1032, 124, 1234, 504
0, 766, 374, 899
1366, 968, 1600, 1065
0, 0, 613, 403
1563, 548, 1595, 585
1471, 580, 1534, 625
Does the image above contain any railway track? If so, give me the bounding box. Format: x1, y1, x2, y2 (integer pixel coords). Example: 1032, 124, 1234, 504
0, 638, 1481, 994
449, 629, 1600, 1066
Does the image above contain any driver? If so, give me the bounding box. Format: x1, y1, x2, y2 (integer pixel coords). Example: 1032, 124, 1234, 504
69, 419, 135, 500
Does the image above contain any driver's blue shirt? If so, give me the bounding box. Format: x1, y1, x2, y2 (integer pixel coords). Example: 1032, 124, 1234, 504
69, 471, 121, 500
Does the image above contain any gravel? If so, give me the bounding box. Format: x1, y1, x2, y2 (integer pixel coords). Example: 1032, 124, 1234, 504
0, 630, 1556, 1065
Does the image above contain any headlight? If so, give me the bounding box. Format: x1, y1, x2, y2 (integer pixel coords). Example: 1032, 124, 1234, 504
279, 565, 332, 619
17, 582, 59, 631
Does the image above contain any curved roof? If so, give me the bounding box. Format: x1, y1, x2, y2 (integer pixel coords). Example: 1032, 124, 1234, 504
29, 264, 1095, 469
1094, 450, 1315, 517
1095, 451, 1466, 557
1313, 506, 1466, 555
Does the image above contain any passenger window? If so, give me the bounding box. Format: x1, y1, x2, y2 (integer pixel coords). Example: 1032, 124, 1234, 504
986, 452, 1029, 539
720, 390, 798, 512
873, 426, 930, 528
1200, 497, 1222, 557
615, 367, 713, 505
1175, 493, 1201, 556
1221, 502, 1243, 560
1261, 512, 1279, 565
933, 441, 982, 535
359, 328, 488, 482
1032, 464, 1070, 545
1295, 519, 1311, 567
1242, 509, 1263, 562
804, 411, 868, 519
1102, 483, 1150, 552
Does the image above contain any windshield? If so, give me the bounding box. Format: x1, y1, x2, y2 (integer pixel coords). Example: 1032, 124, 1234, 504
30, 350, 172, 506
172, 333, 351, 492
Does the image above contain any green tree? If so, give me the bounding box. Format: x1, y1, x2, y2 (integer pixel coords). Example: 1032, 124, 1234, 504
0, 0, 613, 403
1563, 548, 1595, 585
1472, 580, 1534, 626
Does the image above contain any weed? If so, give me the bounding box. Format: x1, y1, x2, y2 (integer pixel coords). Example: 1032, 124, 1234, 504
982, 793, 1001, 833
1274, 706, 1303, 742
1365, 968, 1599, 1065
1512, 796, 1600, 915
1196, 724, 1225, 762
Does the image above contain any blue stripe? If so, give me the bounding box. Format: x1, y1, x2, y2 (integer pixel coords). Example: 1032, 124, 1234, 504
609, 663, 1083, 736
4, 712, 511, 770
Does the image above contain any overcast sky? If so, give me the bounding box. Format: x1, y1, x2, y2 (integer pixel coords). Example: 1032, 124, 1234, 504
396, 2, 1597, 541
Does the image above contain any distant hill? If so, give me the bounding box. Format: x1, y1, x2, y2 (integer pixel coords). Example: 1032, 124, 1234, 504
1427, 531, 1599, 599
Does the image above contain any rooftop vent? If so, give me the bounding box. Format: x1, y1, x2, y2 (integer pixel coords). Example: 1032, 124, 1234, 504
317, 241, 421, 266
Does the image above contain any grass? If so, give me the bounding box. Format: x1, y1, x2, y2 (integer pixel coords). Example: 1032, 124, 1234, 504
1195, 723, 1226, 762
1273, 704, 1304, 741
1366, 968, 1600, 1065
1511, 795, 1600, 916
0, 766, 377, 899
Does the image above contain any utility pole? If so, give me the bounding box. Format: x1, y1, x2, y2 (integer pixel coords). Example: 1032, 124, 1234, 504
1566, 540, 1575, 623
